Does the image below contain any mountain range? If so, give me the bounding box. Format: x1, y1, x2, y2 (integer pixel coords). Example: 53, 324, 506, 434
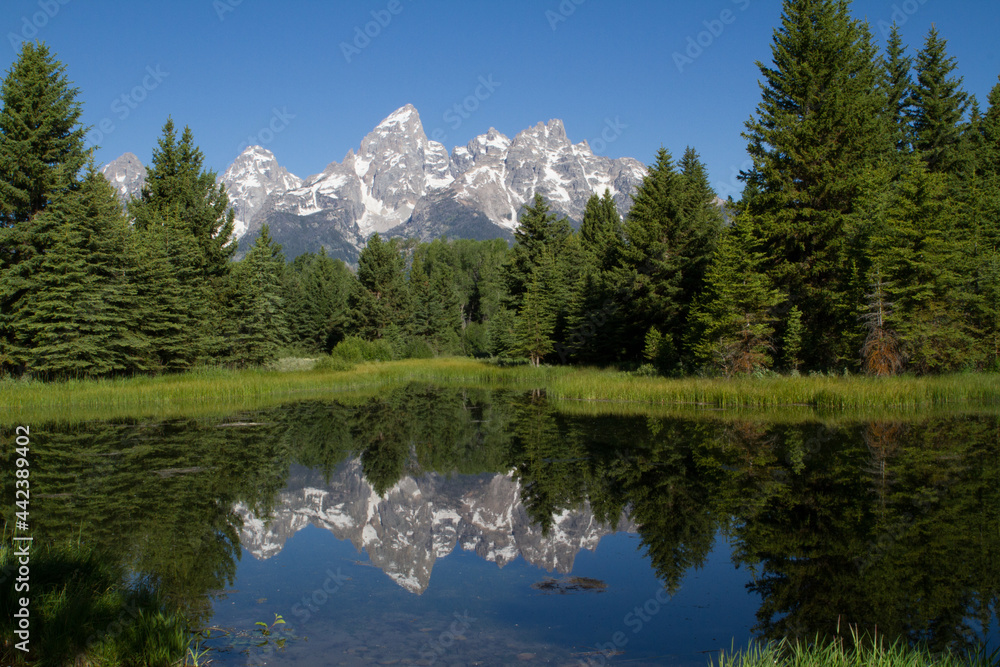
100, 104, 650, 263
234, 459, 634, 594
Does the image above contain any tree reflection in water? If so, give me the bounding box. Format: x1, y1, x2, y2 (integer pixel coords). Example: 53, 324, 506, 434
4, 387, 998, 653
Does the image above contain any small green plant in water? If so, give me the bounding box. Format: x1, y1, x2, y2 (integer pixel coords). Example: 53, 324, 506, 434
254, 613, 290, 649
185, 629, 215, 666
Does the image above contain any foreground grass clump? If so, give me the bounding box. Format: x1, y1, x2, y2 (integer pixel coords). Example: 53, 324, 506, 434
3, 358, 1000, 423
0, 538, 190, 666
713, 637, 1000, 667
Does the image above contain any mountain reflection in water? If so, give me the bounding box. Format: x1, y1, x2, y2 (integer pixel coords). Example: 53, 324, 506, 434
5, 384, 999, 664
235, 460, 634, 593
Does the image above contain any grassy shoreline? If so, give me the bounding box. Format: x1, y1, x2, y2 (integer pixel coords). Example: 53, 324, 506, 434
712, 636, 999, 667
3, 357, 1000, 423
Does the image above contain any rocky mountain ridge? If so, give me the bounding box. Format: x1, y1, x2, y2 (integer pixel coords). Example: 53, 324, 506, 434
234, 460, 635, 594
101, 104, 650, 262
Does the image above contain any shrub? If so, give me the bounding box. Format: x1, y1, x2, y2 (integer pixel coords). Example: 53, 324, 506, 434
329, 336, 395, 362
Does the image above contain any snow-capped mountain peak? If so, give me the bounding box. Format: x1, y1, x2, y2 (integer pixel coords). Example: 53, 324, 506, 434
99, 152, 147, 203
103, 104, 650, 263
234, 460, 635, 594
219, 145, 302, 239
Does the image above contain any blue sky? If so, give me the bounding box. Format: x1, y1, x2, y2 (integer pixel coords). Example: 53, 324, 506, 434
4, 0, 999, 200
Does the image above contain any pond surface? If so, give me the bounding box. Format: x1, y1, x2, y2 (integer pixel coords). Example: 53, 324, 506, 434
4, 385, 1000, 665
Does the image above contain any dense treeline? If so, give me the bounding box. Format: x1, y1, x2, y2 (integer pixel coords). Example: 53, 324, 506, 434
1, 0, 998, 381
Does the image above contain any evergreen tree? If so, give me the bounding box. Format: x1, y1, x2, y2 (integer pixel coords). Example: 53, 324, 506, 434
514, 250, 558, 367
408, 241, 462, 353
132, 216, 213, 372
883, 24, 914, 155
619, 147, 720, 366
506, 193, 572, 303
0, 42, 87, 229
578, 189, 622, 272
783, 305, 805, 372
876, 156, 981, 372
565, 192, 626, 364
677, 147, 724, 239
349, 233, 411, 340
740, 0, 890, 368
299, 249, 352, 352
976, 80, 1000, 365
908, 26, 970, 176
129, 119, 236, 279
690, 216, 784, 376
409, 254, 433, 337
486, 307, 518, 358
230, 225, 288, 366
981, 78, 1000, 176
9, 168, 144, 378
0, 41, 89, 373
619, 148, 682, 359
129, 120, 236, 365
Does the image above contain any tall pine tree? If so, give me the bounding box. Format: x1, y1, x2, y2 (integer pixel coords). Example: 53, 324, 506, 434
10, 167, 145, 378
230, 225, 288, 366
619, 147, 720, 367
883, 24, 914, 155
0, 41, 88, 374
908, 26, 969, 176
690, 216, 784, 376
740, 0, 890, 368
349, 233, 412, 340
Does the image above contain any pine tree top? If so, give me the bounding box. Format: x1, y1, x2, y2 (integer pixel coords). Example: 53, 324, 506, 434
0, 41, 88, 227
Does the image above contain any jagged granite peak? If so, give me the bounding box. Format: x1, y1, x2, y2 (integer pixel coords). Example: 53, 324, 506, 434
451, 127, 512, 174
237, 104, 458, 256
398, 116, 648, 242
99, 152, 146, 203
234, 460, 635, 594
219, 145, 302, 239
107, 104, 651, 261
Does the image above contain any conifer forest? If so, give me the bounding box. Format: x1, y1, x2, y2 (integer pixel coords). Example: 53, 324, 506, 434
2, 1, 999, 383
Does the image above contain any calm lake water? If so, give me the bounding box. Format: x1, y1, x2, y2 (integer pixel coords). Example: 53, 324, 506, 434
6, 385, 1000, 665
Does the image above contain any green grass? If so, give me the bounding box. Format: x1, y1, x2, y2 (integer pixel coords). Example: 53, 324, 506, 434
0, 533, 191, 666
3, 358, 1000, 424
713, 636, 999, 667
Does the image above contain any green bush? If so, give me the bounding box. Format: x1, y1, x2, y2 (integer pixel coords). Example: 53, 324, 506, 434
401, 338, 435, 359
329, 336, 396, 362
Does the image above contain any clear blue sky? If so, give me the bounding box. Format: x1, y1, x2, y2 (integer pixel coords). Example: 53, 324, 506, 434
4, 0, 999, 200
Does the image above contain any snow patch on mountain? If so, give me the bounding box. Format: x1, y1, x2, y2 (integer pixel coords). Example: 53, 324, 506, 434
99, 152, 147, 203
234, 460, 635, 594
218, 145, 302, 239
105, 103, 650, 261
